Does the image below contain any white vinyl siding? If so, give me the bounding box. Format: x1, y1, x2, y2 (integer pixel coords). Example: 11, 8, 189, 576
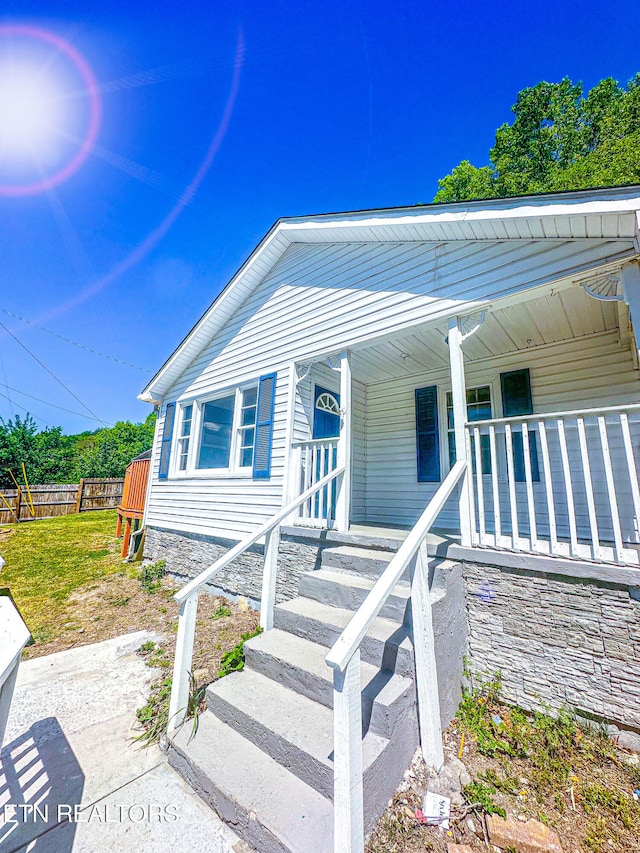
364, 330, 640, 537
145, 236, 637, 543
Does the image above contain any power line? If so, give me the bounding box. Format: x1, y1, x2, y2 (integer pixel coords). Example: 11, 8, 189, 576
0, 320, 108, 425
0, 388, 52, 428
0, 383, 107, 423
0, 307, 152, 373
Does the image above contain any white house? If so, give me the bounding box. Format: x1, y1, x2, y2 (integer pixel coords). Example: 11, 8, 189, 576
139, 187, 640, 853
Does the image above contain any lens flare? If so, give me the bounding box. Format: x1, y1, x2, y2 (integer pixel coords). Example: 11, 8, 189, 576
0, 24, 101, 196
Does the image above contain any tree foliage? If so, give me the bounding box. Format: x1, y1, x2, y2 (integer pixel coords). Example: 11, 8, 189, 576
0, 413, 156, 489
434, 75, 640, 202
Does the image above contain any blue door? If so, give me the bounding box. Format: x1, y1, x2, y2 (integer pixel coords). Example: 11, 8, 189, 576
313, 386, 340, 439
312, 386, 340, 519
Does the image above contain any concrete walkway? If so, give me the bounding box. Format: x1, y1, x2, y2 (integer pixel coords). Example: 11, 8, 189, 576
0, 632, 244, 853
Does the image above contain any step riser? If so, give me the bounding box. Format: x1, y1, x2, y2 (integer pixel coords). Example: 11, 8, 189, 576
273, 607, 415, 679
298, 573, 409, 623
168, 742, 294, 853
244, 643, 415, 740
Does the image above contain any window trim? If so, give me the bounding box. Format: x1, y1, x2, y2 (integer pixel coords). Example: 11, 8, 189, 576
167, 382, 259, 479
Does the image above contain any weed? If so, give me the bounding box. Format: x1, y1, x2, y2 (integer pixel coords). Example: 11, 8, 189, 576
213, 605, 232, 619
138, 640, 156, 654
217, 626, 263, 678
479, 767, 520, 795
463, 780, 506, 818
109, 594, 130, 607
135, 676, 173, 745
582, 784, 634, 829
138, 560, 166, 594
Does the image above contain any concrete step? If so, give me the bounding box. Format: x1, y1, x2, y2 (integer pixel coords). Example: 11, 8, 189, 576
206, 668, 388, 801
320, 545, 396, 577
298, 568, 410, 623
243, 628, 415, 739
273, 597, 415, 678
169, 710, 333, 853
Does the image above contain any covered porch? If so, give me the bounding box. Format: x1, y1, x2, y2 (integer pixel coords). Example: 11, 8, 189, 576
284, 261, 640, 569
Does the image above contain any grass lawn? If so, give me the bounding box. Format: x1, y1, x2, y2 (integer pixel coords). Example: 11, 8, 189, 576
0, 509, 259, 674
1, 509, 124, 646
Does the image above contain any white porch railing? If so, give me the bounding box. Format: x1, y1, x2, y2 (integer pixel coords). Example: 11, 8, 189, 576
465, 403, 640, 566
291, 438, 339, 528
325, 461, 467, 853
168, 463, 345, 734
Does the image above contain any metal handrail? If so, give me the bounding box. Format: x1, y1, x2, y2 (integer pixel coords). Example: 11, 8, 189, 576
175, 463, 345, 604
325, 460, 466, 673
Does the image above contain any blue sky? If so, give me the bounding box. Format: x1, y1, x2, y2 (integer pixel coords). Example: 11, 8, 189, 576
0, 0, 639, 433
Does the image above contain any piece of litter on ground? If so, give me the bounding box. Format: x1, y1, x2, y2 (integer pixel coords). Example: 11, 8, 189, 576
633, 789, 640, 800
491, 714, 503, 726
421, 791, 451, 830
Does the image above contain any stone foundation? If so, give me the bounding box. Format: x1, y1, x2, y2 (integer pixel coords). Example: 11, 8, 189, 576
144, 526, 329, 605
463, 561, 640, 750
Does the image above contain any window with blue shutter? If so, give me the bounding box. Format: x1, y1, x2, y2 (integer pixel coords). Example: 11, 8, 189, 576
253, 373, 277, 479
415, 386, 440, 482
158, 402, 176, 479
500, 368, 539, 482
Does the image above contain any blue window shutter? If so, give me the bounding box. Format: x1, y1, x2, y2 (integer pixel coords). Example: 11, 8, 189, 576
158, 402, 176, 479
500, 369, 539, 482
415, 386, 440, 482
253, 373, 277, 479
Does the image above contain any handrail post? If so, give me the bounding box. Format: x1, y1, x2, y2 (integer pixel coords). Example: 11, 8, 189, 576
168, 591, 199, 735
332, 650, 364, 853
336, 350, 352, 532
411, 542, 443, 770
260, 524, 280, 630
448, 317, 473, 546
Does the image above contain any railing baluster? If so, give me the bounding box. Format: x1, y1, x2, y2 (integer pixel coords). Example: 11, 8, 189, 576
302, 446, 312, 520
619, 412, 640, 547
598, 416, 624, 562
473, 426, 486, 545
465, 427, 478, 545
521, 422, 538, 551
260, 525, 281, 630
168, 591, 200, 733
557, 418, 579, 557
504, 422, 519, 550
537, 420, 558, 556
577, 416, 601, 560
489, 424, 501, 544
333, 650, 364, 853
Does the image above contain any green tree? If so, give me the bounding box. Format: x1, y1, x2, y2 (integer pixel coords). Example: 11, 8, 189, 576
434, 74, 640, 202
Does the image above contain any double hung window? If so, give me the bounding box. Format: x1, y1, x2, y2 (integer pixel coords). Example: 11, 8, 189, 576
164, 374, 275, 478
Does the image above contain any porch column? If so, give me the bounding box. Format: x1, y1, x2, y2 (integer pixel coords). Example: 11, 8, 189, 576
281, 360, 299, 512
621, 261, 640, 364
336, 350, 352, 532
447, 317, 473, 546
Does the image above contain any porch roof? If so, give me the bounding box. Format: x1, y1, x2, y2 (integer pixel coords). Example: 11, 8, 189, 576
139, 186, 640, 403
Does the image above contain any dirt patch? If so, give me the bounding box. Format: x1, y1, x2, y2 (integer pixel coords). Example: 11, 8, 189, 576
366, 690, 640, 853
22, 567, 259, 679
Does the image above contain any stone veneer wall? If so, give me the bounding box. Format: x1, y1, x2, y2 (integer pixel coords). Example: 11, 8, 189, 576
463, 561, 640, 750
144, 526, 329, 606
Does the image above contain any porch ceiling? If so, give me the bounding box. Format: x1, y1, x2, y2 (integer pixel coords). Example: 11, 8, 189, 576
350, 283, 623, 384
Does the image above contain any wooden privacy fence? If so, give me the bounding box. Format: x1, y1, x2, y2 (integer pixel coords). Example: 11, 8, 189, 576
0, 478, 124, 523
